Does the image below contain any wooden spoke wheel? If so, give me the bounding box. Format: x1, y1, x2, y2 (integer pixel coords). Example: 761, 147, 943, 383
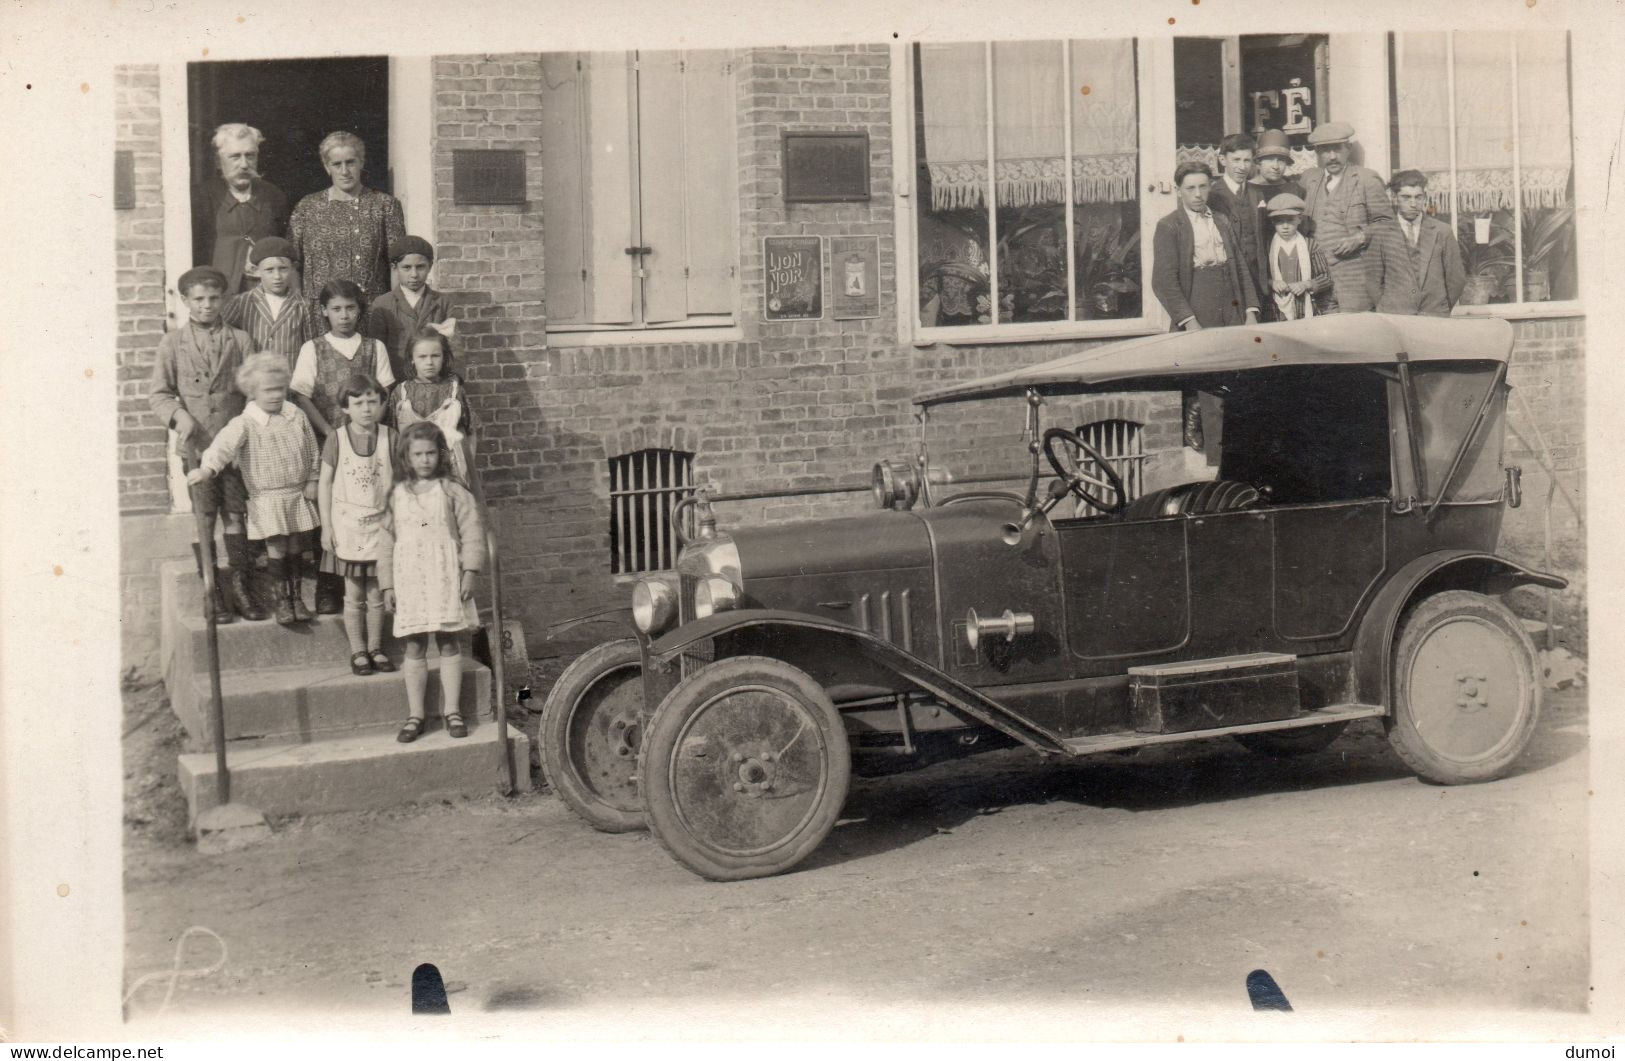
539, 638, 647, 832
639, 656, 851, 881
1385, 590, 1540, 784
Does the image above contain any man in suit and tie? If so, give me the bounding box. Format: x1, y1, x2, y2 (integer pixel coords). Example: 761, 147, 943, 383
1300, 121, 1393, 312
1207, 133, 1271, 315
1368, 170, 1467, 316
1151, 162, 1259, 452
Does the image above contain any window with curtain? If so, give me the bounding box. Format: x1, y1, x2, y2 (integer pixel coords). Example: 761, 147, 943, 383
913, 39, 1143, 332
541, 51, 738, 332
1392, 31, 1576, 307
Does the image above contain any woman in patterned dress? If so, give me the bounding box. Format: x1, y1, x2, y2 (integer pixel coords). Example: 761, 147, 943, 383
289, 131, 407, 328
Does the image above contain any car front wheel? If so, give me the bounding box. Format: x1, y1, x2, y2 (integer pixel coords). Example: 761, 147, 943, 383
1384, 590, 1540, 784
640, 656, 851, 881
539, 638, 648, 832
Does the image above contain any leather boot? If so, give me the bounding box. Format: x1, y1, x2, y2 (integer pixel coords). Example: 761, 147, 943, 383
223, 534, 268, 621
315, 569, 345, 616
269, 556, 296, 626
287, 553, 314, 623
209, 570, 237, 625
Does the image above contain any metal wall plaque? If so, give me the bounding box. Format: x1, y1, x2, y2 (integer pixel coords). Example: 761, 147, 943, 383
114, 150, 136, 210
782, 132, 870, 203
451, 149, 528, 206
763, 236, 824, 320
830, 235, 881, 320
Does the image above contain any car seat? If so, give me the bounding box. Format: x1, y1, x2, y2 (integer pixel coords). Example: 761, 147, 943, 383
1123, 480, 1262, 520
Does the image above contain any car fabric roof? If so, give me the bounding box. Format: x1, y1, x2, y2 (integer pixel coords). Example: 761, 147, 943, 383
914, 314, 1515, 407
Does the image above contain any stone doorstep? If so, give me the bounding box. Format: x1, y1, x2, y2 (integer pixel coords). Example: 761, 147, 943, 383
177, 724, 534, 824
174, 659, 493, 752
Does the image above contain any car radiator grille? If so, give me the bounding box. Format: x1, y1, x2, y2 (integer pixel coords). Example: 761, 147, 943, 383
678, 573, 714, 678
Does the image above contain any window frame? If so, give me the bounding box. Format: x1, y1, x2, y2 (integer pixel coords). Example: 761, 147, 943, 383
542, 50, 743, 343
607, 447, 697, 576
1389, 31, 1583, 319
893, 37, 1174, 347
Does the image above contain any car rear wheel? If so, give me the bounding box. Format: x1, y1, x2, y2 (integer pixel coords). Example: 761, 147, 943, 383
1384, 590, 1540, 784
640, 656, 851, 881
539, 638, 647, 833
1234, 721, 1348, 757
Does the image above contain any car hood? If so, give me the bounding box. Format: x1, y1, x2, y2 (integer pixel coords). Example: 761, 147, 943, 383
731, 509, 935, 579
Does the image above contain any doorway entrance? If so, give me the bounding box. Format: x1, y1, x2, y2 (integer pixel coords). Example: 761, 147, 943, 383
186, 57, 391, 266
1173, 34, 1328, 171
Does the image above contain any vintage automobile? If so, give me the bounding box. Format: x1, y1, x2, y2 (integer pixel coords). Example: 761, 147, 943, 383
541, 313, 1562, 881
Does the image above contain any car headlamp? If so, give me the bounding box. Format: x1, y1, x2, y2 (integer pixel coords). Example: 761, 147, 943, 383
692, 575, 740, 619
872, 457, 922, 511
631, 578, 678, 635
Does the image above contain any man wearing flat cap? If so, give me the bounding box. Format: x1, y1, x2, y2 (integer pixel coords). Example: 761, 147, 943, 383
221, 236, 318, 368
1300, 121, 1393, 312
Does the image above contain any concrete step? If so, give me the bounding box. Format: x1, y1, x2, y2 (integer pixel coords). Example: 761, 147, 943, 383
163, 560, 409, 675
178, 722, 533, 823
172, 658, 492, 751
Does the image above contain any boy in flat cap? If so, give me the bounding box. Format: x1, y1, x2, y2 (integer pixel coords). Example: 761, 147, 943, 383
222, 236, 318, 369
150, 266, 265, 621
1264, 193, 1338, 320
367, 235, 454, 382
1367, 170, 1467, 317
1300, 121, 1393, 312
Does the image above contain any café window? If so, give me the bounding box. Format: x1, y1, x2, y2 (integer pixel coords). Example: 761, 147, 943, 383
911, 40, 1148, 337
541, 51, 739, 334
1173, 35, 1325, 179
1391, 32, 1577, 307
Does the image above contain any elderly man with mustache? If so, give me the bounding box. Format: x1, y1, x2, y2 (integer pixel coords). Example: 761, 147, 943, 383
202, 123, 290, 294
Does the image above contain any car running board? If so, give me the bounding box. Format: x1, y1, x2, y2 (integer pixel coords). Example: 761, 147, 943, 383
1058, 703, 1386, 757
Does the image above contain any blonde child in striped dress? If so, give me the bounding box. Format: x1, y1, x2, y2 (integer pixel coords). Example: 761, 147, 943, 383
188, 352, 321, 625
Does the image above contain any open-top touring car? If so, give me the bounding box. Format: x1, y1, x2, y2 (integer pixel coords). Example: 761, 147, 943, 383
541, 313, 1562, 880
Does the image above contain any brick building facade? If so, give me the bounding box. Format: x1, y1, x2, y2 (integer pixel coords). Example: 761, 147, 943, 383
115, 40, 1587, 677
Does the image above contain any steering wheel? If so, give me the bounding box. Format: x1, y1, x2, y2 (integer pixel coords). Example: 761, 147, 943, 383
1041, 427, 1127, 514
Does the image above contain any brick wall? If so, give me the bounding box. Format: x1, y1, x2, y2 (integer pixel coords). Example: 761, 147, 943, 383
116, 64, 169, 513
1500, 317, 1586, 650
113, 47, 1590, 680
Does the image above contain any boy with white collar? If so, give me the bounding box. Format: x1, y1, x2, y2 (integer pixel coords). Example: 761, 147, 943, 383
1265, 193, 1338, 320
367, 236, 454, 382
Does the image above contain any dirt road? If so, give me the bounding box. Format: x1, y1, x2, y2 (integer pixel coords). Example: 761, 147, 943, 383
122, 688, 1589, 1031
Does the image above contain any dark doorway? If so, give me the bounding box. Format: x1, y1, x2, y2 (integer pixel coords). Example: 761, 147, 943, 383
187, 57, 390, 266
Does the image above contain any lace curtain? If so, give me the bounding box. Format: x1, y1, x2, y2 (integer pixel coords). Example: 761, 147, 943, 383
1395, 31, 1571, 212
920, 39, 1138, 211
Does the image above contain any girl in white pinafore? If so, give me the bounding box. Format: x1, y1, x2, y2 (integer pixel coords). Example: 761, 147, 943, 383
316, 374, 395, 676
378, 420, 486, 743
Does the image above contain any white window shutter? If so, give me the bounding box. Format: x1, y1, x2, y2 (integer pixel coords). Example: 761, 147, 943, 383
635, 51, 692, 325
584, 52, 638, 325
680, 50, 738, 317
541, 53, 588, 325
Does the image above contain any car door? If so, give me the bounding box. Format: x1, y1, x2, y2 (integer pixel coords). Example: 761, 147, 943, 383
1057, 514, 1192, 677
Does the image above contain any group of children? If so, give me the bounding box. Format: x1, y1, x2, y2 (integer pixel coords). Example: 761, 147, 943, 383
152, 235, 484, 743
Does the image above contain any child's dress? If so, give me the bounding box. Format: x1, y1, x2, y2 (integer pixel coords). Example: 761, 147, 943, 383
198, 403, 321, 540
384, 480, 483, 636
324, 423, 394, 577
390, 375, 475, 482
292, 332, 395, 428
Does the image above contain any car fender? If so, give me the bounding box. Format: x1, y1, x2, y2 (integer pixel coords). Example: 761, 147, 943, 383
651, 609, 1069, 755
1351, 550, 1566, 708
548, 607, 638, 639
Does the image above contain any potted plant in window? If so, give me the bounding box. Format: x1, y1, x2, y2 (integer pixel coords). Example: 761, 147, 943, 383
1518, 202, 1574, 302
1455, 213, 1513, 306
